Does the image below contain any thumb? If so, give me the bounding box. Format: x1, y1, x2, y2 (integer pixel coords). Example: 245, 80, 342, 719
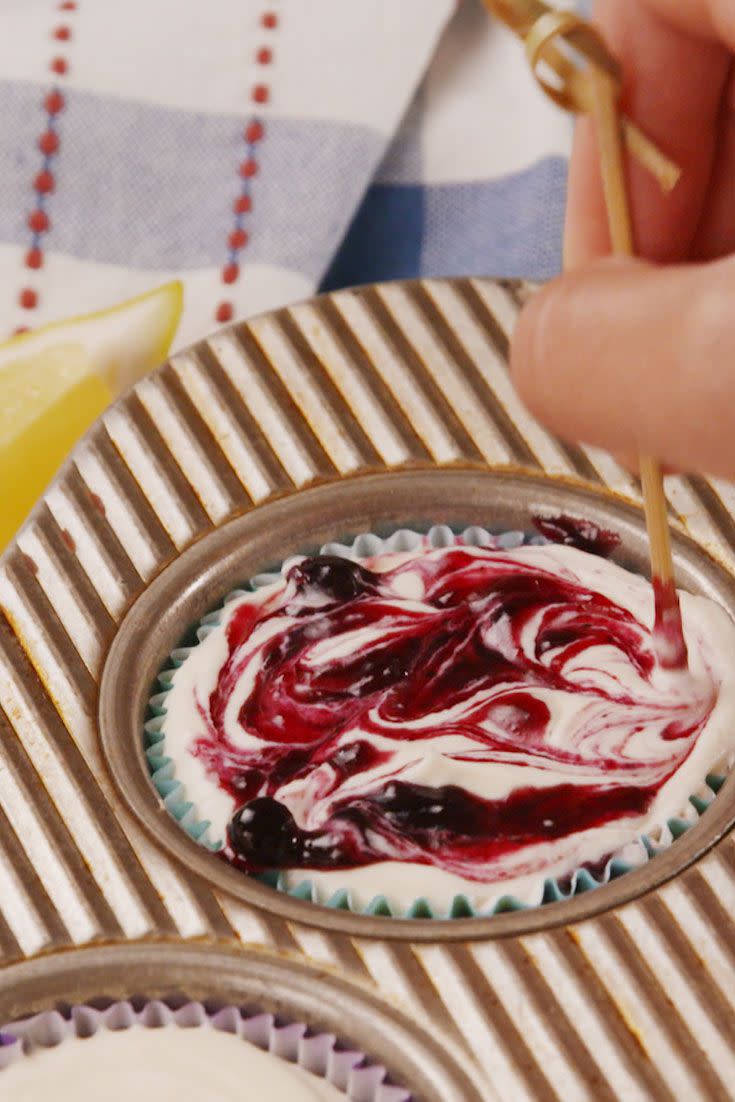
510, 254, 735, 481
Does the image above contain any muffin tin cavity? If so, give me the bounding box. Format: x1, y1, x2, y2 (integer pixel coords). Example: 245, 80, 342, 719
100, 468, 735, 941
0, 943, 482, 1102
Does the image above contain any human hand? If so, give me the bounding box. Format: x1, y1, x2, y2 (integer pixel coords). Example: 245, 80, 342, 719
511, 0, 735, 480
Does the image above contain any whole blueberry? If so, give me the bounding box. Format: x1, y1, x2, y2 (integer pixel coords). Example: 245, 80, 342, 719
228, 797, 300, 867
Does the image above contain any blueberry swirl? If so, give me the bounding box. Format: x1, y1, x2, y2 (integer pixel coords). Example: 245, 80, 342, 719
160, 538, 735, 911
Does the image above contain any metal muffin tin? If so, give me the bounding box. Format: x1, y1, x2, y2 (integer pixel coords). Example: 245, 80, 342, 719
103, 467, 735, 941
0, 942, 481, 1102
2, 277, 735, 1100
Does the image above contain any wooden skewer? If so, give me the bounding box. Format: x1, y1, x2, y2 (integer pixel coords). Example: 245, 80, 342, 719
588, 71, 688, 669
483, 0, 681, 192
481, 0, 688, 668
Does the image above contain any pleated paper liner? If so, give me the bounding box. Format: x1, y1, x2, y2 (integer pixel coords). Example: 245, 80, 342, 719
144, 525, 729, 920
0, 999, 410, 1100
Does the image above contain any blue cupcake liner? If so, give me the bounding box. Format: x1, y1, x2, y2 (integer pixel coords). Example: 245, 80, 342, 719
145, 524, 729, 919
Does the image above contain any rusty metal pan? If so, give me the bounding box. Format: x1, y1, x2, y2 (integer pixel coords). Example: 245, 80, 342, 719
3, 278, 735, 1100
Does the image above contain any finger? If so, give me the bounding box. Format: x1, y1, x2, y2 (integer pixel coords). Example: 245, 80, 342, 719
582, 449, 681, 476
640, 0, 735, 41
564, 0, 730, 267
612, 453, 680, 477
510, 254, 735, 481
692, 65, 735, 259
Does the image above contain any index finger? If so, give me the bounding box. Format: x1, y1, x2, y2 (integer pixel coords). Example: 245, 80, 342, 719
564, 0, 731, 266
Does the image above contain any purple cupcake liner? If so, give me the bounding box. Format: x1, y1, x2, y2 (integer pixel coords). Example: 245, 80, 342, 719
0, 999, 410, 1100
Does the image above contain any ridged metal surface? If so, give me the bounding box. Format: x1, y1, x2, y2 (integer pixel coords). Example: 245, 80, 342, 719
0, 943, 483, 1102
2, 277, 735, 1100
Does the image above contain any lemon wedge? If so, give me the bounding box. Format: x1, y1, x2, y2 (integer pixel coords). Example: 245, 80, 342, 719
0, 281, 183, 549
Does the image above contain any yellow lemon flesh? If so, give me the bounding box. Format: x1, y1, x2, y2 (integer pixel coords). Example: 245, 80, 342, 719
0, 281, 183, 550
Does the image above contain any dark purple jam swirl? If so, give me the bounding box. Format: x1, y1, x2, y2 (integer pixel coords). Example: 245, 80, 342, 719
532, 513, 620, 557
183, 543, 713, 885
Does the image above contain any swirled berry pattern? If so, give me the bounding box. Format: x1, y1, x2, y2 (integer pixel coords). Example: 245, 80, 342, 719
160, 537, 735, 911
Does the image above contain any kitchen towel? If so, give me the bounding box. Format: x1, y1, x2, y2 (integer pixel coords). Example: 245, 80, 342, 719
0, 0, 572, 348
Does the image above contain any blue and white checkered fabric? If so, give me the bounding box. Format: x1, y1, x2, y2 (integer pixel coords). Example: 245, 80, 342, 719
0, 0, 573, 348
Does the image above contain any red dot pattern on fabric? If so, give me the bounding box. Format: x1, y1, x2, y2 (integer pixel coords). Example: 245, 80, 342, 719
233, 194, 253, 215
44, 90, 65, 115
20, 288, 38, 310
34, 170, 55, 194
228, 228, 248, 249
39, 131, 60, 156
245, 120, 264, 143
16, 2, 75, 321
28, 210, 50, 233
214, 6, 277, 326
